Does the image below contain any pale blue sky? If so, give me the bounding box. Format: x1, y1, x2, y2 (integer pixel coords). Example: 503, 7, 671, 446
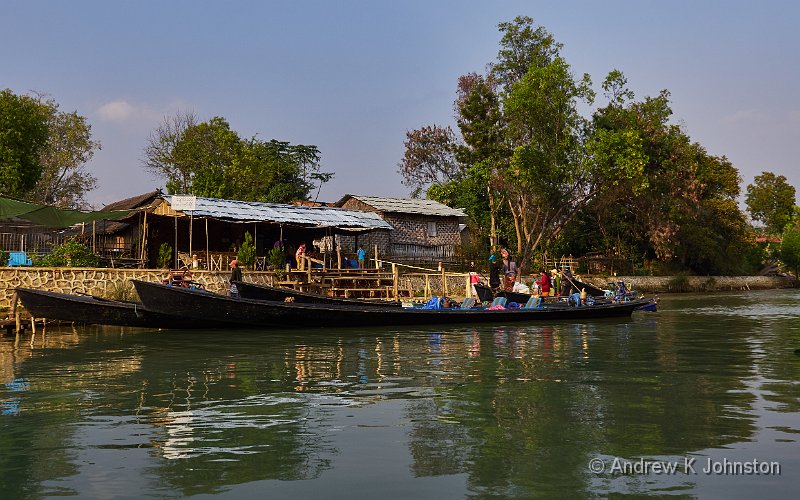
2, 1, 798, 207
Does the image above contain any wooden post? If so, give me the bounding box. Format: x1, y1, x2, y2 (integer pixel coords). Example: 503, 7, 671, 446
11, 291, 21, 335
30, 317, 36, 335
441, 266, 447, 296
188, 212, 193, 260
392, 263, 399, 299
424, 274, 430, 300
465, 273, 471, 298
205, 218, 210, 267
336, 244, 342, 269
374, 244, 379, 269
92, 220, 96, 253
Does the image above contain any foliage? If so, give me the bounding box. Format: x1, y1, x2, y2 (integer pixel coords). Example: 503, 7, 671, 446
101, 281, 138, 302
0, 89, 50, 197
26, 94, 100, 208
745, 172, 796, 235
781, 221, 800, 280
157, 242, 173, 269
0, 250, 6, 266
36, 238, 98, 267
237, 231, 256, 269
143, 112, 333, 203
268, 246, 286, 273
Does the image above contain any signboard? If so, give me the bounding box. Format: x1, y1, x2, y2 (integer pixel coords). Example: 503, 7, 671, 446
170, 195, 197, 212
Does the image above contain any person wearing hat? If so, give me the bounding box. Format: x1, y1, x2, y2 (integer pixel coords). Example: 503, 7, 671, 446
229, 259, 242, 297
500, 248, 518, 291
560, 264, 574, 297
488, 254, 503, 291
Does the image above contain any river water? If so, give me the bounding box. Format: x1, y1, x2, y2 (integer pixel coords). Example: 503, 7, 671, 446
1, 289, 799, 499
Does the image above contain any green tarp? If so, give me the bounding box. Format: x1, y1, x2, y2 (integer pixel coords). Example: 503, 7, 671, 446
0, 197, 133, 228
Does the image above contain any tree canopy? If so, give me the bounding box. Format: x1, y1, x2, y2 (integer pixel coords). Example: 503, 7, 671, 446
400, 16, 764, 275
144, 112, 333, 203
0, 89, 50, 198
1, 89, 100, 207
746, 172, 796, 235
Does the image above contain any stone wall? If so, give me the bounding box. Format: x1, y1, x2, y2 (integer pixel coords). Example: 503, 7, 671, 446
1, 268, 794, 310
0, 268, 277, 310
583, 275, 795, 293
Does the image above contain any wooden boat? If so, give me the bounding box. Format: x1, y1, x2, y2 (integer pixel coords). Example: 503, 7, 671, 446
474, 276, 609, 305
15, 287, 222, 329
132, 279, 652, 329
233, 281, 401, 307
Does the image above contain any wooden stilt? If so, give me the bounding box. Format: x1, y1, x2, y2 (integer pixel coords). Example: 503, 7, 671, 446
392, 263, 399, 299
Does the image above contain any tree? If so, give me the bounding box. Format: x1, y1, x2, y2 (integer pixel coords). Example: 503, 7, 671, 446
745, 172, 796, 235
781, 222, 800, 281
27, 96, 100, 208
143, 113, 333, 203
0, 89, 50, 197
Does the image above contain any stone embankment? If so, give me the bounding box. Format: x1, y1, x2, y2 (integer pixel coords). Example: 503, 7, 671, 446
0, 268, 795, 310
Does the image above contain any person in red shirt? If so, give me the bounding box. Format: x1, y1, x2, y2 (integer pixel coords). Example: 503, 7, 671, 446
536, 269, 551, 296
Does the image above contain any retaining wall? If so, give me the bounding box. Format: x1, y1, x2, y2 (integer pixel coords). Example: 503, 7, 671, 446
1, 268, 794, 310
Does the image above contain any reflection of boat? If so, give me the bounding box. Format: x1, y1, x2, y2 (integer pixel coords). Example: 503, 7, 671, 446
233, 281, 401, 307
15, 287, 220, 329
133, 279, 651, 329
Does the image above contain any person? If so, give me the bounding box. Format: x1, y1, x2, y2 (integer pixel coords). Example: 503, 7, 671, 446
536, 269, 551, 297
357, 245, 366, 269
560, 265, 575, 297
550, 269, 560, 297
229, 259, 242, 297
488, 254, 503, 291
296, 242, 306, 270
614, 280, 629, 303
273, 238, 285, 250
500, 249, 517, 291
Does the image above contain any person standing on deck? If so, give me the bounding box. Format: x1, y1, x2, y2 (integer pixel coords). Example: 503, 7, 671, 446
357, 245, 366, 269
296, 242, 306, 270
229, 259, 242, 297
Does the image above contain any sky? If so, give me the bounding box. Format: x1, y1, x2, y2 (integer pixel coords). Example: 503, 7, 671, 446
2, 1, 798, 208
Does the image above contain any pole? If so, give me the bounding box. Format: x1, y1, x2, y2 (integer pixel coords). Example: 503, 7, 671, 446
174, 214, 178, 269
205, 217, 210, 268
92, 220, 96, 253
441, 266, 447, 297
392, 263, 399, 299
189, 212, 193, 260
374, 244, 379, 269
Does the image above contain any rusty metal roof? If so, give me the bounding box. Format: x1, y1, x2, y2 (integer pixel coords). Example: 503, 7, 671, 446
336, 195, 466, 217
168, 196, 393, 230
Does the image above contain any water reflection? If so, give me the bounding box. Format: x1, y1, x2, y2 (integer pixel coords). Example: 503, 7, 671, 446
1, 289, 798, 497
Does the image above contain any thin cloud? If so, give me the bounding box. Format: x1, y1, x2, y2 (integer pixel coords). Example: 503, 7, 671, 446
720, 109, 766, 125
96, 100, 161, 123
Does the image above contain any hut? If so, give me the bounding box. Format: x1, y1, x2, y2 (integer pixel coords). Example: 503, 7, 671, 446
335, 195, 466, 263
100, 194, 393, 269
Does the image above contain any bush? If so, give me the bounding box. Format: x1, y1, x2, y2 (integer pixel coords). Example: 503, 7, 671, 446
157, 242, 173, 269
237, 231, 256, 269
36, 238, 98, 267
666, 273, 691, 292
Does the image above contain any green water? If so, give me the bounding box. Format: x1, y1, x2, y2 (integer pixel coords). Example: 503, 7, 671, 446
1, 289, 799, 499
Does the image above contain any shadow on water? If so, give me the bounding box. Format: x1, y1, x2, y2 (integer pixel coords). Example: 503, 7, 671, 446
1, 288, 799, 498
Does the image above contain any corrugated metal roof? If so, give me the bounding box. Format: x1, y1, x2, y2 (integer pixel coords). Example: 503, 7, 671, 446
337, 195, 466, 217
168, 196, 393, 230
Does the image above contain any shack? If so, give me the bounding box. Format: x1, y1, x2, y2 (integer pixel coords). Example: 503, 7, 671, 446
102, 194, 393, 269
335, 195, 466, 262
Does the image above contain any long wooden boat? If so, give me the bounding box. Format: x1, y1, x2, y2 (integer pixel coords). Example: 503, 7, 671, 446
15, 287, 222, 329
133, 279, 651, 329
233, 281, 401, 307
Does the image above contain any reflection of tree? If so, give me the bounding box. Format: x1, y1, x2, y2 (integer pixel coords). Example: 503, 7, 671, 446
404, 314, 761, 497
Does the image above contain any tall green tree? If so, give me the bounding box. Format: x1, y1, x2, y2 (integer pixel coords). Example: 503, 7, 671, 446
781, 220, 800, 280
27, 96, 100, 208
0, 89, 50, 197
143, 113, 332, 202
745, 171, 796, 235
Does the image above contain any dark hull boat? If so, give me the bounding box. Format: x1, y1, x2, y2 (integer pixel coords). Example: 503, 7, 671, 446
474, 277, 608, 305
233, 281, 401, 307
15, 287, 219, 329
133, 279, 650, 329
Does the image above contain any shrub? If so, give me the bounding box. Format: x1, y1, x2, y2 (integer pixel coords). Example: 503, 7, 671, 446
237, 231, 256, 269
666, 273, 691, 292
36, 238, 98, 267
157, 242, 173, 269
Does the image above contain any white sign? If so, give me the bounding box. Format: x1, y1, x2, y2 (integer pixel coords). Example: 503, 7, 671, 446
170, 195, 197, 211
